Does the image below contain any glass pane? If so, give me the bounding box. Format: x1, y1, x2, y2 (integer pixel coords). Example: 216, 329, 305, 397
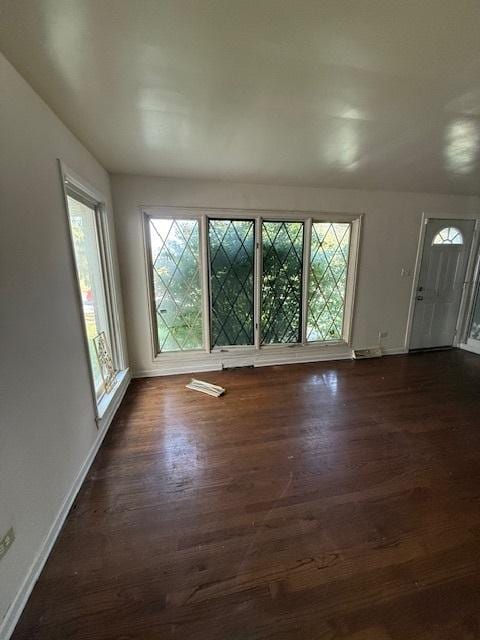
67, 195, 110, 397
307, 222, 351, 342
209, 219, 255, 347
432, 227, 463, 245
261, 221, 304, 344
469, 280, 480, 340
149, 218, 203, 352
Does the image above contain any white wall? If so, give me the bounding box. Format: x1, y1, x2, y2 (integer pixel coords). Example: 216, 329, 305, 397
0, 53, 128, 636
111, 174, 480, 375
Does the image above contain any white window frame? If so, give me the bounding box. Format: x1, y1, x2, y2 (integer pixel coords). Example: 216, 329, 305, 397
143, 207, 362, 369
60, 161, 127, 420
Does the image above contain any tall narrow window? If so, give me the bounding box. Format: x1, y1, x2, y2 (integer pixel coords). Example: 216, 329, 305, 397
148, 218, 203, 352
209, 219, 255, 347
67, 195, 114, 399
261, 221, 304, 344
307, 222, 351, 342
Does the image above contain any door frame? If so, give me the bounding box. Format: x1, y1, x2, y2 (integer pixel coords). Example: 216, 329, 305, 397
405, 213, 480, 351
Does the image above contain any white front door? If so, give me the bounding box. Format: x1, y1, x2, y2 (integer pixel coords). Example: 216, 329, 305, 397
410, 219, 475, 350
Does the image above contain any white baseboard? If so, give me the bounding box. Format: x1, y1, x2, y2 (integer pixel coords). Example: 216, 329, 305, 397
351, 345, 409, 358
382, 347, 409, 356
0, 371, 131, 640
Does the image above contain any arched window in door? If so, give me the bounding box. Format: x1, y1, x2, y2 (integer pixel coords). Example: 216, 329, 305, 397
432, 227, 463, 245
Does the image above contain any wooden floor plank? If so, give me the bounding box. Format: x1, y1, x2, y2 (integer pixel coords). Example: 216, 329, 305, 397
11, 350, 480, 639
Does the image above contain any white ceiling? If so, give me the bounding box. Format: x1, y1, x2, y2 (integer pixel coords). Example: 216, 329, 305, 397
1, 0, 480, 194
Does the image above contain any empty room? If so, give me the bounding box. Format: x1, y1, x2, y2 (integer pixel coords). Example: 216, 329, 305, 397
2, 1, 480, 638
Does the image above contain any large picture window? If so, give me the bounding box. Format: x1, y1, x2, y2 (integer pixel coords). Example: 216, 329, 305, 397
145, 212, 359, 356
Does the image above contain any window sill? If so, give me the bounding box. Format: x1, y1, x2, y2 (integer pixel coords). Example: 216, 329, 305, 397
95, 368, 130, 426
138, 342, 352, 377
154, 339, 347, 358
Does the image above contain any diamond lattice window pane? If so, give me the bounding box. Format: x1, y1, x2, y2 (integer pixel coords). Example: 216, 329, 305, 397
149, 218, 203, 352
209, 219, 255, 347
261, 221, 304, 344
307, 222, 351, 342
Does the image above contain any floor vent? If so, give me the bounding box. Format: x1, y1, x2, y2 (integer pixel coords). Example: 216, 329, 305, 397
352, 347, 383, 359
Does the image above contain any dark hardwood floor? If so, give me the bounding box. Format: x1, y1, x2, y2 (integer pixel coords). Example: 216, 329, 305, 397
11, 350, 480, 640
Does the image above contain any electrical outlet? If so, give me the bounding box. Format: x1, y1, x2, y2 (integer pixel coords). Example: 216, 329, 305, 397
0, 527, 15, 561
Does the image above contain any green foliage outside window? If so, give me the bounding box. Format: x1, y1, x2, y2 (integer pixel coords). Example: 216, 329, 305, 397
150, 219, 203, 352
209, 220, 255, 347
149, 217, 350, 352
261, 221, 304, 344
308, 223, 350, 341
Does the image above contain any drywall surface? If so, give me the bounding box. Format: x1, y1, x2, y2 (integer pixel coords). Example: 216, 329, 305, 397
0, 53, 127, 635
111, 174, 479, 374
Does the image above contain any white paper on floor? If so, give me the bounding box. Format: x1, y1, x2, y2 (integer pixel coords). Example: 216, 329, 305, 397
186, 378, 225, 397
